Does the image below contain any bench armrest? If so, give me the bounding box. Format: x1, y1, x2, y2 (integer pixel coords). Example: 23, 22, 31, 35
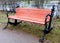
45, 14, 51, 23
45, 14, 51, 29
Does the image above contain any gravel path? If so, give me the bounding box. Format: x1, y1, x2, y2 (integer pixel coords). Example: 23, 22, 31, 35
0, 28, 40, 43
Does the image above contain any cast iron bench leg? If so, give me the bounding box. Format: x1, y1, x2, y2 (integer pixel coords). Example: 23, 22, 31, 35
3, 18, 22, 29
3, 18, 9, 29
39, 26, 53, 43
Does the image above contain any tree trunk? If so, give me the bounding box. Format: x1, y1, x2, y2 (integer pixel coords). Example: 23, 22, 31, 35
35, 0, 40, 8
40, 0, 44, 8
28, 0, 30, 4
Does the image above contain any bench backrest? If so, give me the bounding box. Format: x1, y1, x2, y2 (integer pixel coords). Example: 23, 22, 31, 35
16, 8, 51, 18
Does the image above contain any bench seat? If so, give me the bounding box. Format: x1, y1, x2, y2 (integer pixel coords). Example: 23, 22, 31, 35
8, 15, 49, 24
8, 8, 51, 25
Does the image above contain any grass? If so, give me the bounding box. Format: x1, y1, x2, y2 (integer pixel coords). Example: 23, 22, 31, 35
0, 12, 60, 43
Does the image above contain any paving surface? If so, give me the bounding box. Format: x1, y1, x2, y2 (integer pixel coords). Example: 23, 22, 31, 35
0, 28, 40, 43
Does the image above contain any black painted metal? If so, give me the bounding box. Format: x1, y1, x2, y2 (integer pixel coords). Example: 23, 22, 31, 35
4, 10, 22, 29
8, 19, 21, 25
40, 5, 55, 43
44, 5, 55, 34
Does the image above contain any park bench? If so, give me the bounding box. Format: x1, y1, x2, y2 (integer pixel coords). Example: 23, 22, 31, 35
5, 5, 55, 43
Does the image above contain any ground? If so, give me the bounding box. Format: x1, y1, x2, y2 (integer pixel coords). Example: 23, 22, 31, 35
0, 28, 40, 43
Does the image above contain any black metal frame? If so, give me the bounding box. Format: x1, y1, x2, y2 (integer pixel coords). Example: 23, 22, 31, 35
39, 5, 55, 43
4, 5, 55, 43
4, 10, 22, 29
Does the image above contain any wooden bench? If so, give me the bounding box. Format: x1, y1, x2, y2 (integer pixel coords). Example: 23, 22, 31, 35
5, 5, 55, 43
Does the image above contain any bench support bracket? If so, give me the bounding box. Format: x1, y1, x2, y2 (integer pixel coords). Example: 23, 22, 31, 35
4, 18, 22, 29
39, 5, 55, 43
